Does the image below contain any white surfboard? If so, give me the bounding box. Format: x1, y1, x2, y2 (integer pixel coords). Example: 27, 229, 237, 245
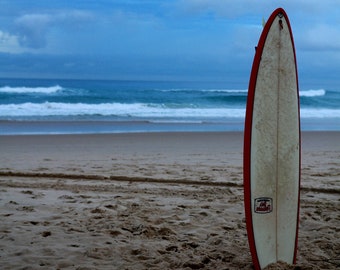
243, 8, 301, 269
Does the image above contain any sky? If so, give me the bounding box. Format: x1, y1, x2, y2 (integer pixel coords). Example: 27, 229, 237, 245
0, 0, 339, 88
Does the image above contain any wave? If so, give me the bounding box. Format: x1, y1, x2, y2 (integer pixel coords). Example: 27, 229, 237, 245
160, 88, 248, 94
160, 88, 326, 97
161, 88, 327, 97
1, 102, 339, 119
300, 108, 340, 118
0, 85, 328, 99
201, 89, 248, 93
0, 102, 245, 118
0, 85, 63, 94
299, 89, 326, 97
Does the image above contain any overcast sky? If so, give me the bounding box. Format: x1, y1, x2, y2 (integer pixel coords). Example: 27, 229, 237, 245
1, 0, 339, 88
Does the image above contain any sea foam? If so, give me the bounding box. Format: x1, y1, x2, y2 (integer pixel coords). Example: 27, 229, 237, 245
1, 102, 339, 119
0, 102, 245, 118
299, 89, 326, 97
0, 85, 63, 94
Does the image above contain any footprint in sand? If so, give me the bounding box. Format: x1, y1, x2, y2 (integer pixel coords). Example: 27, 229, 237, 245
58, 195, 77, 203
85, 247, 113, 259
21, 190, 45, 199
17, 206, 35, 212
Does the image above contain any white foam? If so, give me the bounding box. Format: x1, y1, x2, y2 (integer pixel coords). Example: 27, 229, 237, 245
300, 108, 340, 118
1, 102, 339, 119
0, 102, 245, 118
160, 89, 248, 93
0, 85, 63, 94
201, 89, 248, 93
299, 89, 326, 97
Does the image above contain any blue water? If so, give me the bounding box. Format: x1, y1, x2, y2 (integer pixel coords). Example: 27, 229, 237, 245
0, 78, 339, 134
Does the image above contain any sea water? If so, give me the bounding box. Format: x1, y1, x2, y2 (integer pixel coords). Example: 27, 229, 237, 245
0, 78, 339, 134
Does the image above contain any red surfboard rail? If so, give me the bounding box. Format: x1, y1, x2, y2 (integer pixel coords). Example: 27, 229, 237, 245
243, 7, 301, 269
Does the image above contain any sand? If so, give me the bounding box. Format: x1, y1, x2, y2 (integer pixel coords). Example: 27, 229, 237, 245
0, 131, 339, 269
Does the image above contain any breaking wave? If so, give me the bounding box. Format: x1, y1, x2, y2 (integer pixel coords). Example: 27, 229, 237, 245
0, 85, 63, 94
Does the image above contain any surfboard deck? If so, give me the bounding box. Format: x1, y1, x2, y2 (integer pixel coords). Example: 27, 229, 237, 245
243, 8, 301, 270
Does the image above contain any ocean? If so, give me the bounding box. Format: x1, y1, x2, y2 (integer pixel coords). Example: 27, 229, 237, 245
0, 78, 339, 135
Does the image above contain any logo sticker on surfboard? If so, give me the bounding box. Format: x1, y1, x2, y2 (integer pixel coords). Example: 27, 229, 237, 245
254, 197, 273, 214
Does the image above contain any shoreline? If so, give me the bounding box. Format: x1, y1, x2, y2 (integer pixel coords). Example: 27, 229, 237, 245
1, 118, 340, 135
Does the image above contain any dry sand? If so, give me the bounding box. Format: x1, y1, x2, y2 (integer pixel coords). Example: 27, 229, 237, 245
0, 131, 339, 269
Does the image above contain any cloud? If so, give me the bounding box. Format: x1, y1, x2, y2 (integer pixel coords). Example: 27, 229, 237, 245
14, 10, 94, 49
15, 14, 52, 48
0, 30, 38, 54
0, 30, 21, 53
174, 0, 275, 18
175, 0, 338, 18
109, 9, 162, 34
298, 24, 340, 51
1, 0, 339, 83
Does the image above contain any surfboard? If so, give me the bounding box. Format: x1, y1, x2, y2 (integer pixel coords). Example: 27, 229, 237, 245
243, 8, 301, 270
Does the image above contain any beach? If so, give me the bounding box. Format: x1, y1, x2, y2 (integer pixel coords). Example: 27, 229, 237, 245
0, 131, 339, 269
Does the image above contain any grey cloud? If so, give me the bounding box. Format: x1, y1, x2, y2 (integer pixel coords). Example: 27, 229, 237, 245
297, 24, 340, 52
14, 11, 94, 49
15, 14, 52, 48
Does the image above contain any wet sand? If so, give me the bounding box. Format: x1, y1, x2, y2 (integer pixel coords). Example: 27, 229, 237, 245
0, 131, 339, 269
